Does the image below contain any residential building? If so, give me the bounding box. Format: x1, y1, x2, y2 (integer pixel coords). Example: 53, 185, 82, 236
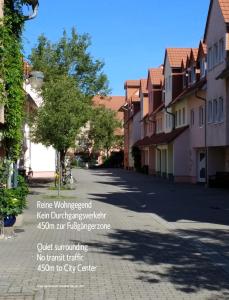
122, 80, 141, 169
204, 0, 229, 178
170, 43, 207, 183
23, 70, 56, 179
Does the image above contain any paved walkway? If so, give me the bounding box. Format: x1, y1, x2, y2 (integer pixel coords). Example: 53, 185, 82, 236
0, 168, 229, 300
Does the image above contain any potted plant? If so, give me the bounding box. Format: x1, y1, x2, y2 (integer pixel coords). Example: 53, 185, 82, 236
0, 176, 28, 227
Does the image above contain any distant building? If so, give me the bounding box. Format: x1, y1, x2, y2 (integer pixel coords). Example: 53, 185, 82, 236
23, 68, 56, 179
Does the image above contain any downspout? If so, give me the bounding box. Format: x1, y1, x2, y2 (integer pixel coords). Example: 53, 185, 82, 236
195, 90, 208, 187
155, 146, 161, 176
165, 106, 176, 130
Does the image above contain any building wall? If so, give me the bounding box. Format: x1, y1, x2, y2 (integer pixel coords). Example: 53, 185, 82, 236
164, 55, 172, 107
24, 124, 56, 178
173, 129, 190, 180
148, 146, 156, 175
187, 92, 205, 149
132, 112, 141, 148
206, 0, 227, 146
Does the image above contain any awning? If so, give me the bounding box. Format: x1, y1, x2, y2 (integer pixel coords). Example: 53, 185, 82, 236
133, 126, 189, 148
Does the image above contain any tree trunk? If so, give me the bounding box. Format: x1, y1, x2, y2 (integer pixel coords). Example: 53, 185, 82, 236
60, 149, 66, 185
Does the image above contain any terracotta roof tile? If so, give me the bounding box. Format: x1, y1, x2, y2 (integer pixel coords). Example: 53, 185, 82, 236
192, 48, 199, 61
149, 67, 164, 85
219, 0, 229, 23
125, 80, 141, 88
134, 126, 189, 147
167, 48, 192, 68
93, 96, 125, 121
140, 79, 148, 94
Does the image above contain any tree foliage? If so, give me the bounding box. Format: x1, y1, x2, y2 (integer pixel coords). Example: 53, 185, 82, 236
89, 106, 122, 156
29, 29, 110, 168
31, 75, 89, 155
29, 29, 109, 97
0, 0, 26, 161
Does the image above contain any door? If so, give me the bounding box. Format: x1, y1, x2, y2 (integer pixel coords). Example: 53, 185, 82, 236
198, 151, 206, 183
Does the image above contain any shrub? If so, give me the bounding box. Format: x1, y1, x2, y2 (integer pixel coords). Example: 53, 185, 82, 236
0, 175, 28, 217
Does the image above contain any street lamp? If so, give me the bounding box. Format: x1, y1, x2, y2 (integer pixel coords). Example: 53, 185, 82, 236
23, 0, 39, 20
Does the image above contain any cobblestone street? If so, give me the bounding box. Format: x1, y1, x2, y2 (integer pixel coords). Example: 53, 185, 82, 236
0, 168, 229, 300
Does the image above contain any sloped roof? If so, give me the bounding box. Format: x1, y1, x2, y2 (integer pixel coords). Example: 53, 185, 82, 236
93, 95, 125, 121
204, 0, 229, 41
166, 48, 192, 68
124, 80, 141, 88
140, 79, 148, 94
219, 0, 229, 23
149, 67, 164, 85
197, 41, 207, 61
134, 126, 189, 147
192, 48, 199, 61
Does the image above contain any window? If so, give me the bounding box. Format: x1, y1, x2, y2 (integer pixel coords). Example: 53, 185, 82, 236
191, 66, 196, 83
190, 109, 195, 126
213, 99, 218, 123
182, 107, 186, 124
178, 110, 181, 126
208, 101, 213, 123
213, 43, 218, 66
166, 114, 169, 128
208, 47, 212, 70
199, 106, 204, 127
219, 38, 224, 62
175, 111, 178, 127
156, 118, 163, 133
200, 58, 206, 78
218, 97, 224, 122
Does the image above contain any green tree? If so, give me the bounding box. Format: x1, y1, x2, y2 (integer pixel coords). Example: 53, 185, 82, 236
29, 29, 109, 172
31, 75, 89, 167
89, 106, 122, 158
29, 29, 109, 96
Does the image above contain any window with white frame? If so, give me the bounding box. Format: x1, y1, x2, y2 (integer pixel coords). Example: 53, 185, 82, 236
200, 58, 206, 78
219, 38, 224, 63
218, 97, 224, 122
208, 47, 212, 70
199, 106, 204, 127
178, 109, 181, 126
175, 111, 178, 127
190, 109, 195, 126
213, 43, 218, 66
208, 100, 213, 123
213, 99, 218, 123
182, 107, 186, 125
156, 118, 163, 133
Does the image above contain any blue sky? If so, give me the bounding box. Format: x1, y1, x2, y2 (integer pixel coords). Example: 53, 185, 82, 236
23, 0, 210, 96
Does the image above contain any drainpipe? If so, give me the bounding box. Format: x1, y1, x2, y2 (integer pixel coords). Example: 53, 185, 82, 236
165, 106, 176, 130
155, 146, 162, 176
195, 91, 208, 187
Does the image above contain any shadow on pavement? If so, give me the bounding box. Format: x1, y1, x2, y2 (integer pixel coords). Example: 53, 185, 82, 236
89, 169, 229, 226
71, 228, 229, 296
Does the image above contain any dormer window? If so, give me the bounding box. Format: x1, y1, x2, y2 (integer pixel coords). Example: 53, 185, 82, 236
200, 58, 206, 78
190, 66, 196, 83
